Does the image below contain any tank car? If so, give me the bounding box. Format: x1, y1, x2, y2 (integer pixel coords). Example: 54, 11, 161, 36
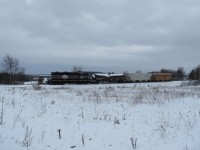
123, 73, 152, 82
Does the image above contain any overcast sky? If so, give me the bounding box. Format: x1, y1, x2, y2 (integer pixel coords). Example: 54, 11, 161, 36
0, 0, 200, 74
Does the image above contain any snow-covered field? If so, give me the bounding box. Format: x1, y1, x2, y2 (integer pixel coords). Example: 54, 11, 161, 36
0, 81, 200, 150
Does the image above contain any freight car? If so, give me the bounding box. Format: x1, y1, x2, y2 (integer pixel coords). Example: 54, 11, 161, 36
124, 73, 152, 82
92, 73, 109, 83
123, 72, 172, 82
151, 73, 172, 82
49, 71, 92, 84
92, 73, 126, 84
109, 74, 126, 83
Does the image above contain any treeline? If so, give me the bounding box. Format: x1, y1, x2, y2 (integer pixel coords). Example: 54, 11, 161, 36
188, 65, 200, 80
0, 54, 200, 84
151, 65, 200, 81
0, 54, 29, 84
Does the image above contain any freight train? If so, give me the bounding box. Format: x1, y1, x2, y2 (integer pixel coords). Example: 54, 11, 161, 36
48, 71, 172, 84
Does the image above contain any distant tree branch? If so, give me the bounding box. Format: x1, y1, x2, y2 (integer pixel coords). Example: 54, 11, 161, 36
1, 54, 25, 84
71, 66, 82, 72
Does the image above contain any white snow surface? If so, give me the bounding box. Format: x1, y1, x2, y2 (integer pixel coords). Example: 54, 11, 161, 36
92, 73, 124, 78
0, 81, 200, 150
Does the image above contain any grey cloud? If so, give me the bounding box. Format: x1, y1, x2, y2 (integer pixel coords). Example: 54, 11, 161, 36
0, 0, 200, 73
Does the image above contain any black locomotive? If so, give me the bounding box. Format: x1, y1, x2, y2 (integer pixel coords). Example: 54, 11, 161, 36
48, 71, 92, 84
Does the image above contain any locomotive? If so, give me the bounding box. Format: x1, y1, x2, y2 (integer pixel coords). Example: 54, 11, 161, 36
48, 71, 92, 84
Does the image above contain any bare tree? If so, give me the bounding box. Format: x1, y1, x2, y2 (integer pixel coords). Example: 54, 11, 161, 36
136, 70, 142, 73
71, 66, 82, 72
176, 67, 185, 80
188, 65, 200, 80
1, 54, 25, 84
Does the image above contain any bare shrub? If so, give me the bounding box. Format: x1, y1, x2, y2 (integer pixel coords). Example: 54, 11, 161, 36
13, 110, 22, 129
0, 96, 5, 125
76, 90, 83, 96
41, 130, 46, 142
105, 86, 115, 91
82, 134, 85, 146
57, 129, 61, 139
32, 84, 43, 90
22, 126, 33, 147
134, 94, 143, 105
180, 80, 200, 86
130, 137, 137, 149
51, 100, 55, 105
114, 117, 120, 124
102, 89, 109, 97
89, 91, 101, 103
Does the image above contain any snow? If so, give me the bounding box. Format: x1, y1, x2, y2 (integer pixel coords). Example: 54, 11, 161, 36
109, 74, 124, 77
92, 73, 124, 77
92, 73, 110, 77
0, 81, 200, 150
